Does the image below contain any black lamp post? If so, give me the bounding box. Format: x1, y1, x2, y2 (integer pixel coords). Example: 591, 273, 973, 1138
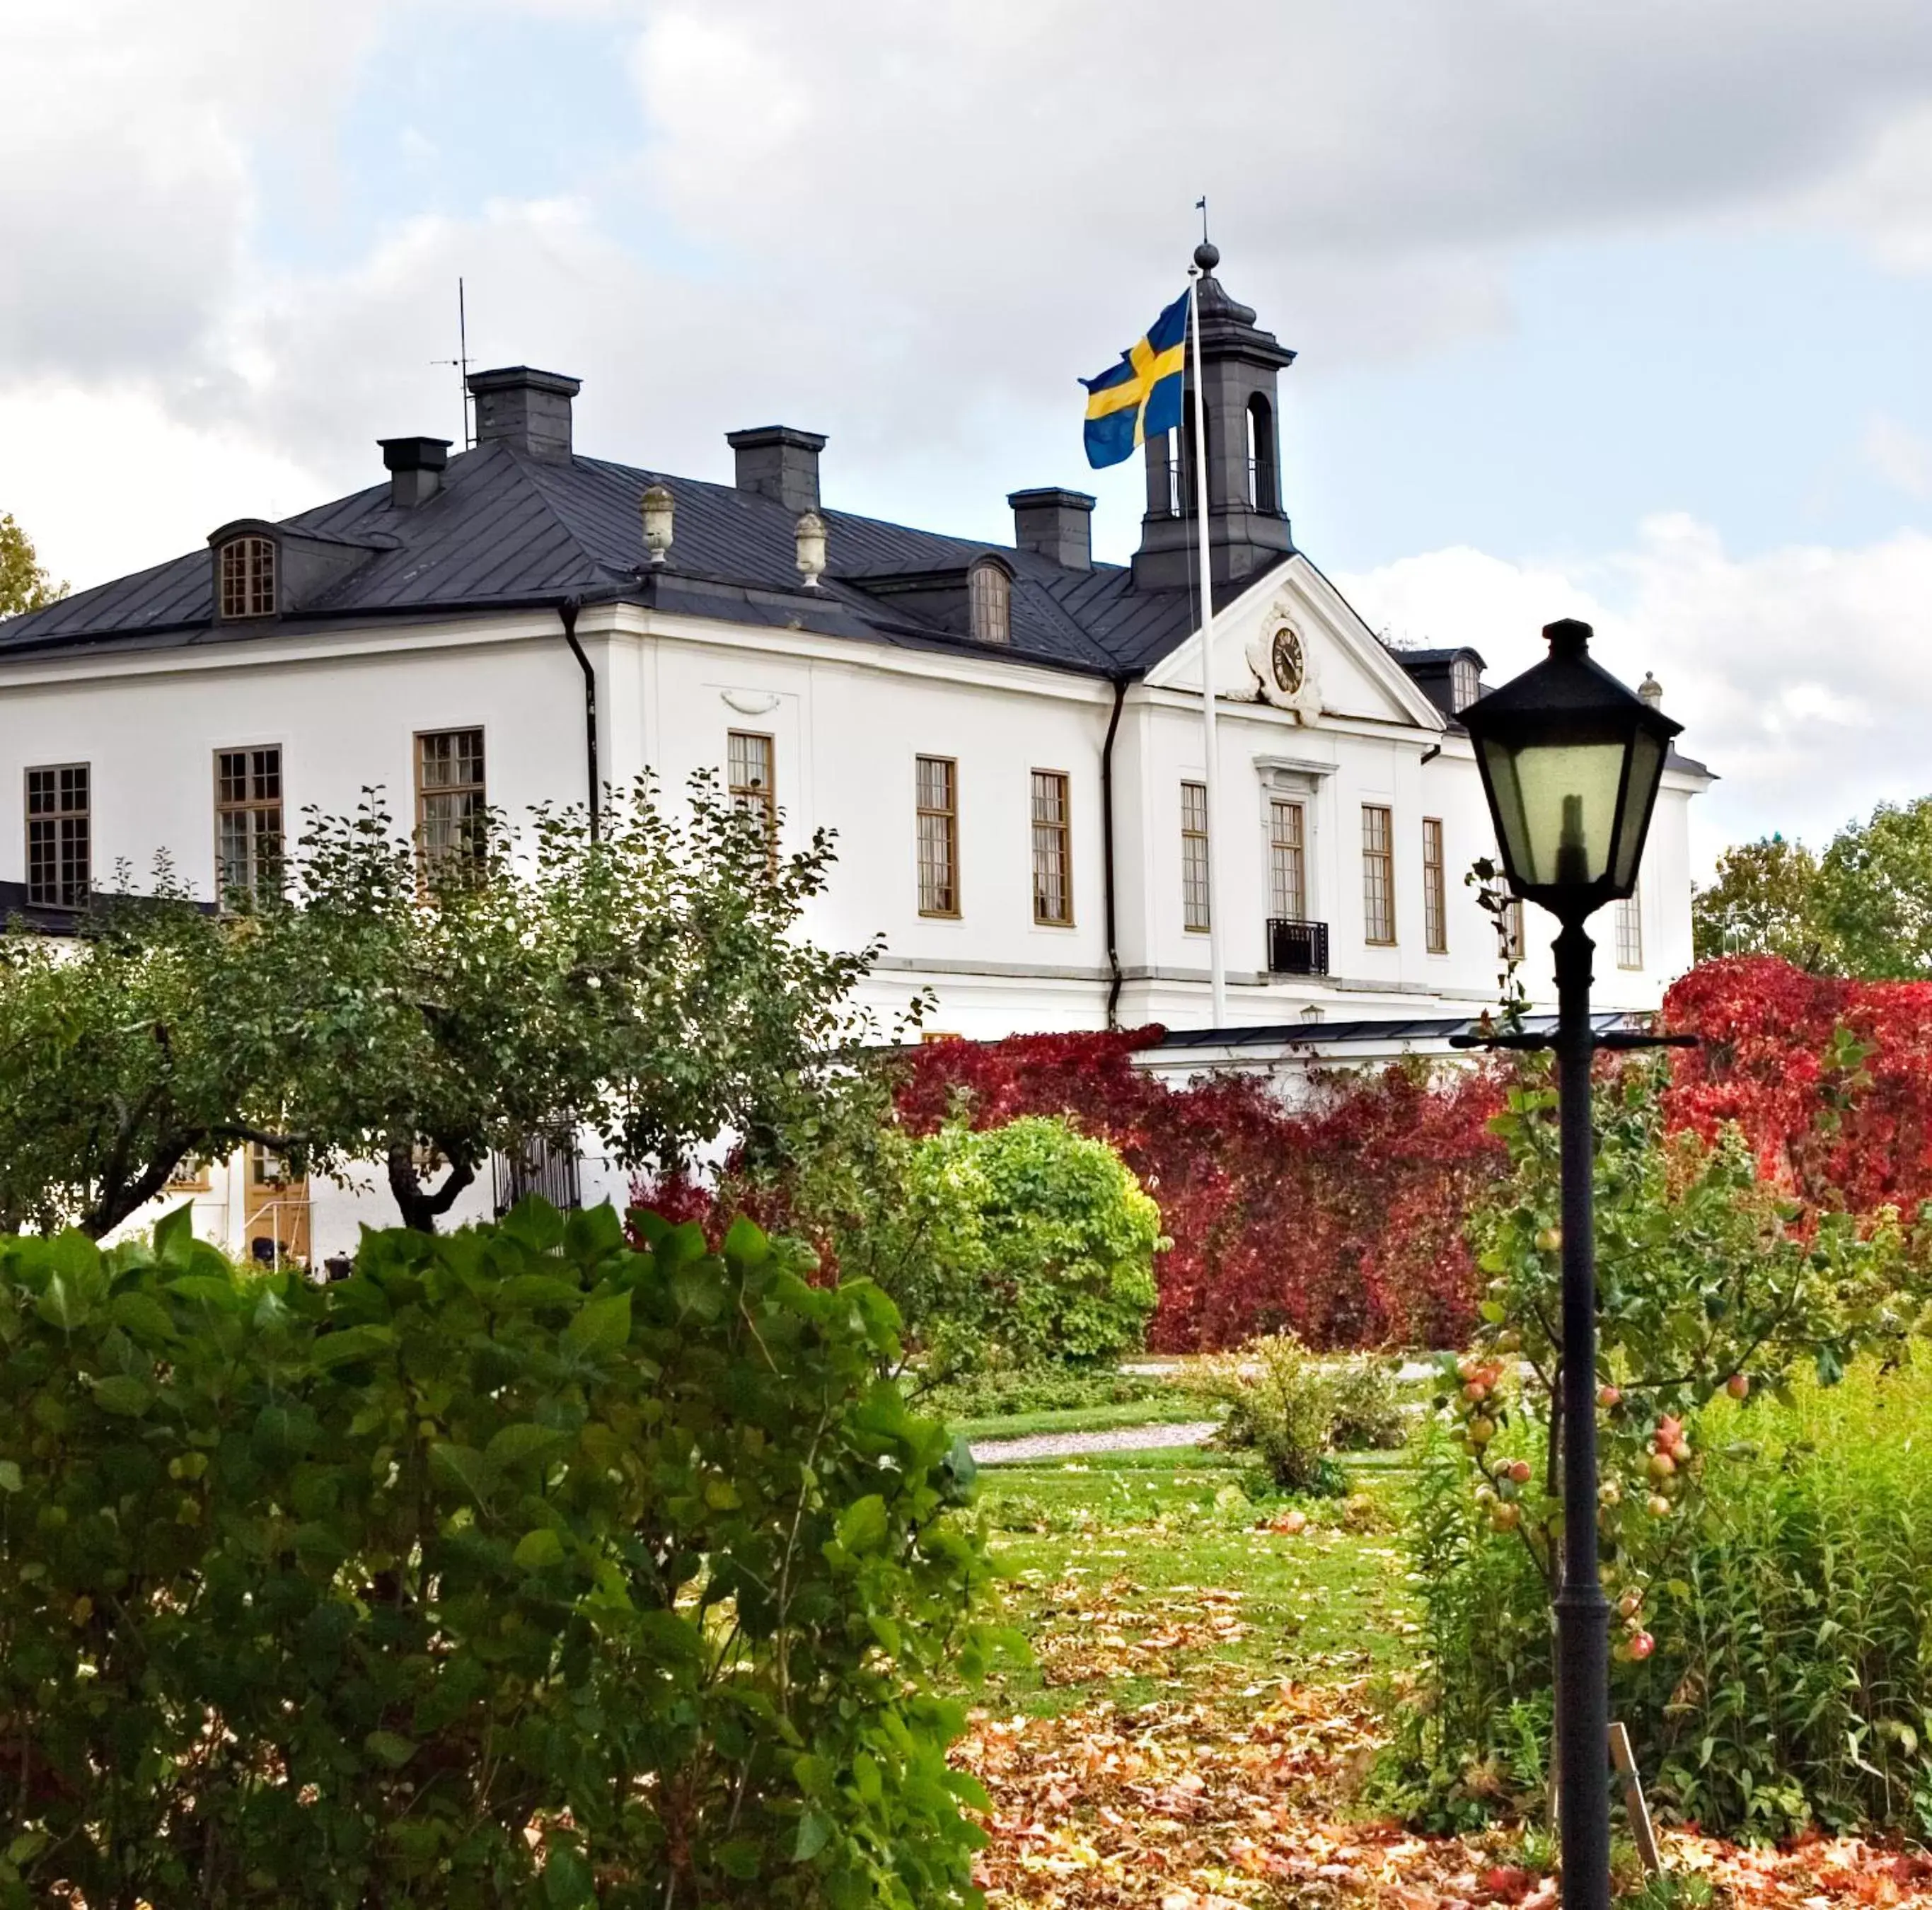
1458, 619, 1682, 1910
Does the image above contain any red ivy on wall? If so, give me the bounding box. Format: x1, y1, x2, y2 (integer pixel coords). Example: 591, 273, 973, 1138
898, 1029, 1510, 1352
1665, 954, 1932, 1217
637, 959, 1932, 1356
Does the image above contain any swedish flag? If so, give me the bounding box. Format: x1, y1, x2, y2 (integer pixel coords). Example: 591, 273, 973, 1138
1080, 290, 1189, 469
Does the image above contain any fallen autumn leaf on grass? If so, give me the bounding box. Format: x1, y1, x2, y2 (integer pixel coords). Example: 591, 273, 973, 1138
957, 1682, 1932, 1908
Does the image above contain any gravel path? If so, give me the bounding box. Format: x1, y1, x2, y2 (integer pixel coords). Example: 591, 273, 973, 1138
968, 1419, 1222, 1465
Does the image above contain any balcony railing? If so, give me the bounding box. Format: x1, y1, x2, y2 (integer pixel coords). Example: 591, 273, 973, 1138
1267, 918, 1330, 977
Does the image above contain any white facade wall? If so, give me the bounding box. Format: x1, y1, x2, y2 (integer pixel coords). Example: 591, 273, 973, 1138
0, 555, 1708, 1258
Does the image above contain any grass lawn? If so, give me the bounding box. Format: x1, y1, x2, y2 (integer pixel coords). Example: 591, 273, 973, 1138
952, 1427, 1892, 1907
955, 1397, 1222, 1443
973, 1447, 1418, 1718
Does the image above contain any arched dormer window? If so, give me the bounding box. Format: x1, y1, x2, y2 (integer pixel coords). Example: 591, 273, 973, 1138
219, 535, 277, 619
1246, 393, 1276, 513
968, 559, 1012, 645
1452, 656, 1481, 712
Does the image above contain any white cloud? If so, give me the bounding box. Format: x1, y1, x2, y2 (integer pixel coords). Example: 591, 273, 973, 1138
1800, 100, 1932, 271
8, 0, 1932, 647
1862, 413, 1932, 498
0, 0, 389, 386
0, 383, 328, 587
9, 0, 1932, 444
624, 0, 1932, 383
1336, 516, 1932, 876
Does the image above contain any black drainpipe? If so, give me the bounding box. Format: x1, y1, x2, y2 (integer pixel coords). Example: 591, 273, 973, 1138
1101, 675, 1129, 1031
558, 596, 599, 842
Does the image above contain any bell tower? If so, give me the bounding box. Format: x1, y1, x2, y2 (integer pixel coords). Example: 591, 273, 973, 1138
1131, 242, 1296, 594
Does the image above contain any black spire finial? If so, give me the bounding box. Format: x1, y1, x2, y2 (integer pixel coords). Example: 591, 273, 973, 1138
1193, 195, 1218, 273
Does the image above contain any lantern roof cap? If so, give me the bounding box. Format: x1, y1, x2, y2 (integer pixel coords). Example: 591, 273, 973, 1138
1461, 619, 1682, 743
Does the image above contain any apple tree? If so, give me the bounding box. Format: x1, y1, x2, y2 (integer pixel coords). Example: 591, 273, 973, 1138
1439, 1054, 1924, 1660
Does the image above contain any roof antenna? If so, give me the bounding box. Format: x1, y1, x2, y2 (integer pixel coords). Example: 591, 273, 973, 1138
430, 277, 475, 450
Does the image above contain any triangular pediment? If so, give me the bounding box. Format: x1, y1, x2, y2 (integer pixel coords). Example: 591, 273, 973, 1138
1143, 554, 1446, 731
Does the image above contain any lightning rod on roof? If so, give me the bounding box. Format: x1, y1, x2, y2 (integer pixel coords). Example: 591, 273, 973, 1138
429, 277, 475, 450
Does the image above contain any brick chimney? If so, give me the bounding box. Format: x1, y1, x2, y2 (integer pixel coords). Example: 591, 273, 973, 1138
1008, 487, 1095, 570
467, 366, 581, 461
379, 436, 451, 508
727, 426, 826, 514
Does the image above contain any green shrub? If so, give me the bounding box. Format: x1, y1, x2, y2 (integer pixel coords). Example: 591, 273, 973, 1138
921, 1365, 1162, 1423
1403, 1358, 1932, 1839
0, 1201, 997, 1908
912, 1115, 1162, 1370
1198, 1333, 1348, 1493
1324, 1354, 1408, 1451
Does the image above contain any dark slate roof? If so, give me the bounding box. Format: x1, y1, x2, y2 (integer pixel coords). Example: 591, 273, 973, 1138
1392, 644, 1485, 666
1152, 1010, 1645, 1050
0, 438, 1232, 682
0, 440, 1720, 785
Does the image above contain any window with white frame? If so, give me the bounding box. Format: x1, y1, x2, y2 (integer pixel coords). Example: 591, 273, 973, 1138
1180, 780, 1210, 931
1030, 770, 1072, 925
218, 536, 276, 620
1362, 804, 1396, 945
1452, 656, 1481, 712
1422, 816, 1447, 953
26, 764, 89, 908
1268, 798, 1306, 920
216, 746, 283, 903
1616, 888, 1643, 969
915, 755, 959, 916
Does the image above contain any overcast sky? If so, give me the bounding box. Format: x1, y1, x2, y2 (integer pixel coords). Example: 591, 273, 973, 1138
7, 0, 1932, 874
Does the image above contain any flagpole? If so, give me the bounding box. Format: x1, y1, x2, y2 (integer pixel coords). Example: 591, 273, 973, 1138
1187, 271, 1227, 1031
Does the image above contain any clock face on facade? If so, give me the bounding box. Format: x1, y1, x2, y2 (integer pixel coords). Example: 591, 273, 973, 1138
1270, 626, 1305, 697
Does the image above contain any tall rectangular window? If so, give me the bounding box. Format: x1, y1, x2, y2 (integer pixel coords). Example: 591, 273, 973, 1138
416, 729, 487, 872
1616, 888, 1643, 969
1031, 770, 1072, 926
915, 755, 959, 916
216, 746, 283, 903
1268, 799, 1306, 920
1489, 881, 1525, 965
1422, 816, 1447, 953
1362, 803, 1395, 945
1180, 780, 1210, 931
727, 731, 775, 833
26, 764, 89, 908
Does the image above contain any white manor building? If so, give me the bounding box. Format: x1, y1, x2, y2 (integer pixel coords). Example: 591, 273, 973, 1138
0, 245, 1710, 1261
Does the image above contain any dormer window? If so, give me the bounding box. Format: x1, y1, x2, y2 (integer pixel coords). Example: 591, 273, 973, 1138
219, 536, 276, 619
1452, 656, 1480, 712
969, 560, 1011, 645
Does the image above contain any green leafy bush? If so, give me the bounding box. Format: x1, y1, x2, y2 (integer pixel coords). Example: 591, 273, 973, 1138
1198, 1333, 1348, 1493
0, 1201, 996, 1907
909, 1116, 1162, 1370
920, 1365, 1163, 1423
1323, 1355, 1409, 1452
1406, 1360, 1932, 1839
659, 1108, 1164, 1381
